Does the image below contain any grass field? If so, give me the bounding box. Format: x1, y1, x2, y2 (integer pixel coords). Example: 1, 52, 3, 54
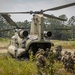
51, 40, 75, 49
0, 54, 37, 75
0, 54, 74, 75
0, 38, 75, 75
0, 38, 10, 48
0, 38, 75, 49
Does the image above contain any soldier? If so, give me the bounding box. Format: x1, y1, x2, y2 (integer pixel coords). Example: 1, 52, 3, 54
45, 48, 50, 58
72, 51, 75, 64
61, 51, 68, 63
55, 45, 62, 62
48, 50, 55, 63
64, 52, 74, 72
46, 50, 55, 75
36, 49, 46, 75
61, 51, 69, 69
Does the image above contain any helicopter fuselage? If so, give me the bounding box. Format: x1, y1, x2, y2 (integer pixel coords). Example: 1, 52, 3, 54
8, 14, 52, 58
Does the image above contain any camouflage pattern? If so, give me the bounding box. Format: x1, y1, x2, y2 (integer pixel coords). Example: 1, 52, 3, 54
45, 48, 50, 57
61, 51, 68, 63
48, 50, 55, 63
62, 52, 74, 71
56, 45, 62, 51
72, 51, 75, 64
55, 45, 62, 62
36, 49, 46, 75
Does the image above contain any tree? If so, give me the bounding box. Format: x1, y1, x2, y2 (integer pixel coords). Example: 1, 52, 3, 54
44, 14, 72, 40
68, 16, 75, 40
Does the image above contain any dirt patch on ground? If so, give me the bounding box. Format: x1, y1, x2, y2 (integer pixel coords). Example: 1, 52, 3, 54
0, 47, 8, 49
0, 47, 7, 53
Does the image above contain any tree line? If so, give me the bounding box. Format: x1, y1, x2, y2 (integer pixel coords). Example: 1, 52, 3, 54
0, 14, 75, 40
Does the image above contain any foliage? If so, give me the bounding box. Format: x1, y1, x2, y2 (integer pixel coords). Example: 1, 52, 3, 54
0, 39, 75, 75
51, 40, 75, 49
29, 51, 34, 62
0, 54, 74, 75
0, 14, 75, 40
0, 54, 37, 75
46, 53, 55, 75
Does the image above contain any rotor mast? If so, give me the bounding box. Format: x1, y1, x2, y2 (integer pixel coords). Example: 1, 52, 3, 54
30, 14, 44, 41
36, 14, 44, 41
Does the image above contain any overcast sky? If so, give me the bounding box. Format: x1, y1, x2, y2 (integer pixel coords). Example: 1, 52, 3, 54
0, 0, 75, 22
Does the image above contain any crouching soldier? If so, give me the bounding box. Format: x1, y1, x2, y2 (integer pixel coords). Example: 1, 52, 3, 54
36, 49, 46, 75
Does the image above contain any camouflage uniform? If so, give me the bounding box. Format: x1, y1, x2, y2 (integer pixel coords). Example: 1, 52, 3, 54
45, 48, 50, 58
36, 49, 46, 75
61, 51, 68, 63
55, 45, 62, 62
48, 50, 55, 63
64, 52, 74, 71
72, 52, 75, 64
61, 51, 69, 69
46, 50, 55, 75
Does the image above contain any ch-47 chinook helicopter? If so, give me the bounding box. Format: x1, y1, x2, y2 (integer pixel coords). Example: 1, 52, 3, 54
0, 2, 75, 58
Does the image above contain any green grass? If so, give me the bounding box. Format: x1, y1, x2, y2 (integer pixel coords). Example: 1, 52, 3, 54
0, 38, 10, 48
0, 55, 74, 75
0, 38, 10, 42
51, 40, 75, 49
0, 38, 75, 75
0, 54, 37, 75
0, 38, 75, 49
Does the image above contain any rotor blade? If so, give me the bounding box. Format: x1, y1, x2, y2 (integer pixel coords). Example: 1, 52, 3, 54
0, 11, 33, 14
43, 2, 75, 12
0, 29, 13, 32
45, 28, 71, 30
1, 14, 19, 28
43, 14, 67, 21
51, 28, 71, 30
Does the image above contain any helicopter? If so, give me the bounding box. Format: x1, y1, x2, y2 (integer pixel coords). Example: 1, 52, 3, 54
0, 2, 75, 58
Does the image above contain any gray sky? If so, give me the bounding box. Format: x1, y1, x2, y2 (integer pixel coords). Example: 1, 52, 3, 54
0, 0, 75, 22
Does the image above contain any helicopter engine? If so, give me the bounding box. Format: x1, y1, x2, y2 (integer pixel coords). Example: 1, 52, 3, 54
44, 31, 52, 38
18, 30, 28, 38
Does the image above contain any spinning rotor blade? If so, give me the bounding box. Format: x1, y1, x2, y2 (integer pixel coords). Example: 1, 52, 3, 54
0, 11, 34, 14
51, 28, 71, 30
43, 14, 67, 21
1, 14, 19, 28
43, 2, 75, 12
0, 2, 74, 15
46, 28, 71, 30
0, 29, 13, 32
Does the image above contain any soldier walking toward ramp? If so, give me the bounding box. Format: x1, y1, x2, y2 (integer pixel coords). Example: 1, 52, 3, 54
63, 52, 74, 72
72, 51, 75, 64
62, 51, 69, 69
36, 49, 46, 75
55, 45, 62, 62
45, 48, 50, 58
